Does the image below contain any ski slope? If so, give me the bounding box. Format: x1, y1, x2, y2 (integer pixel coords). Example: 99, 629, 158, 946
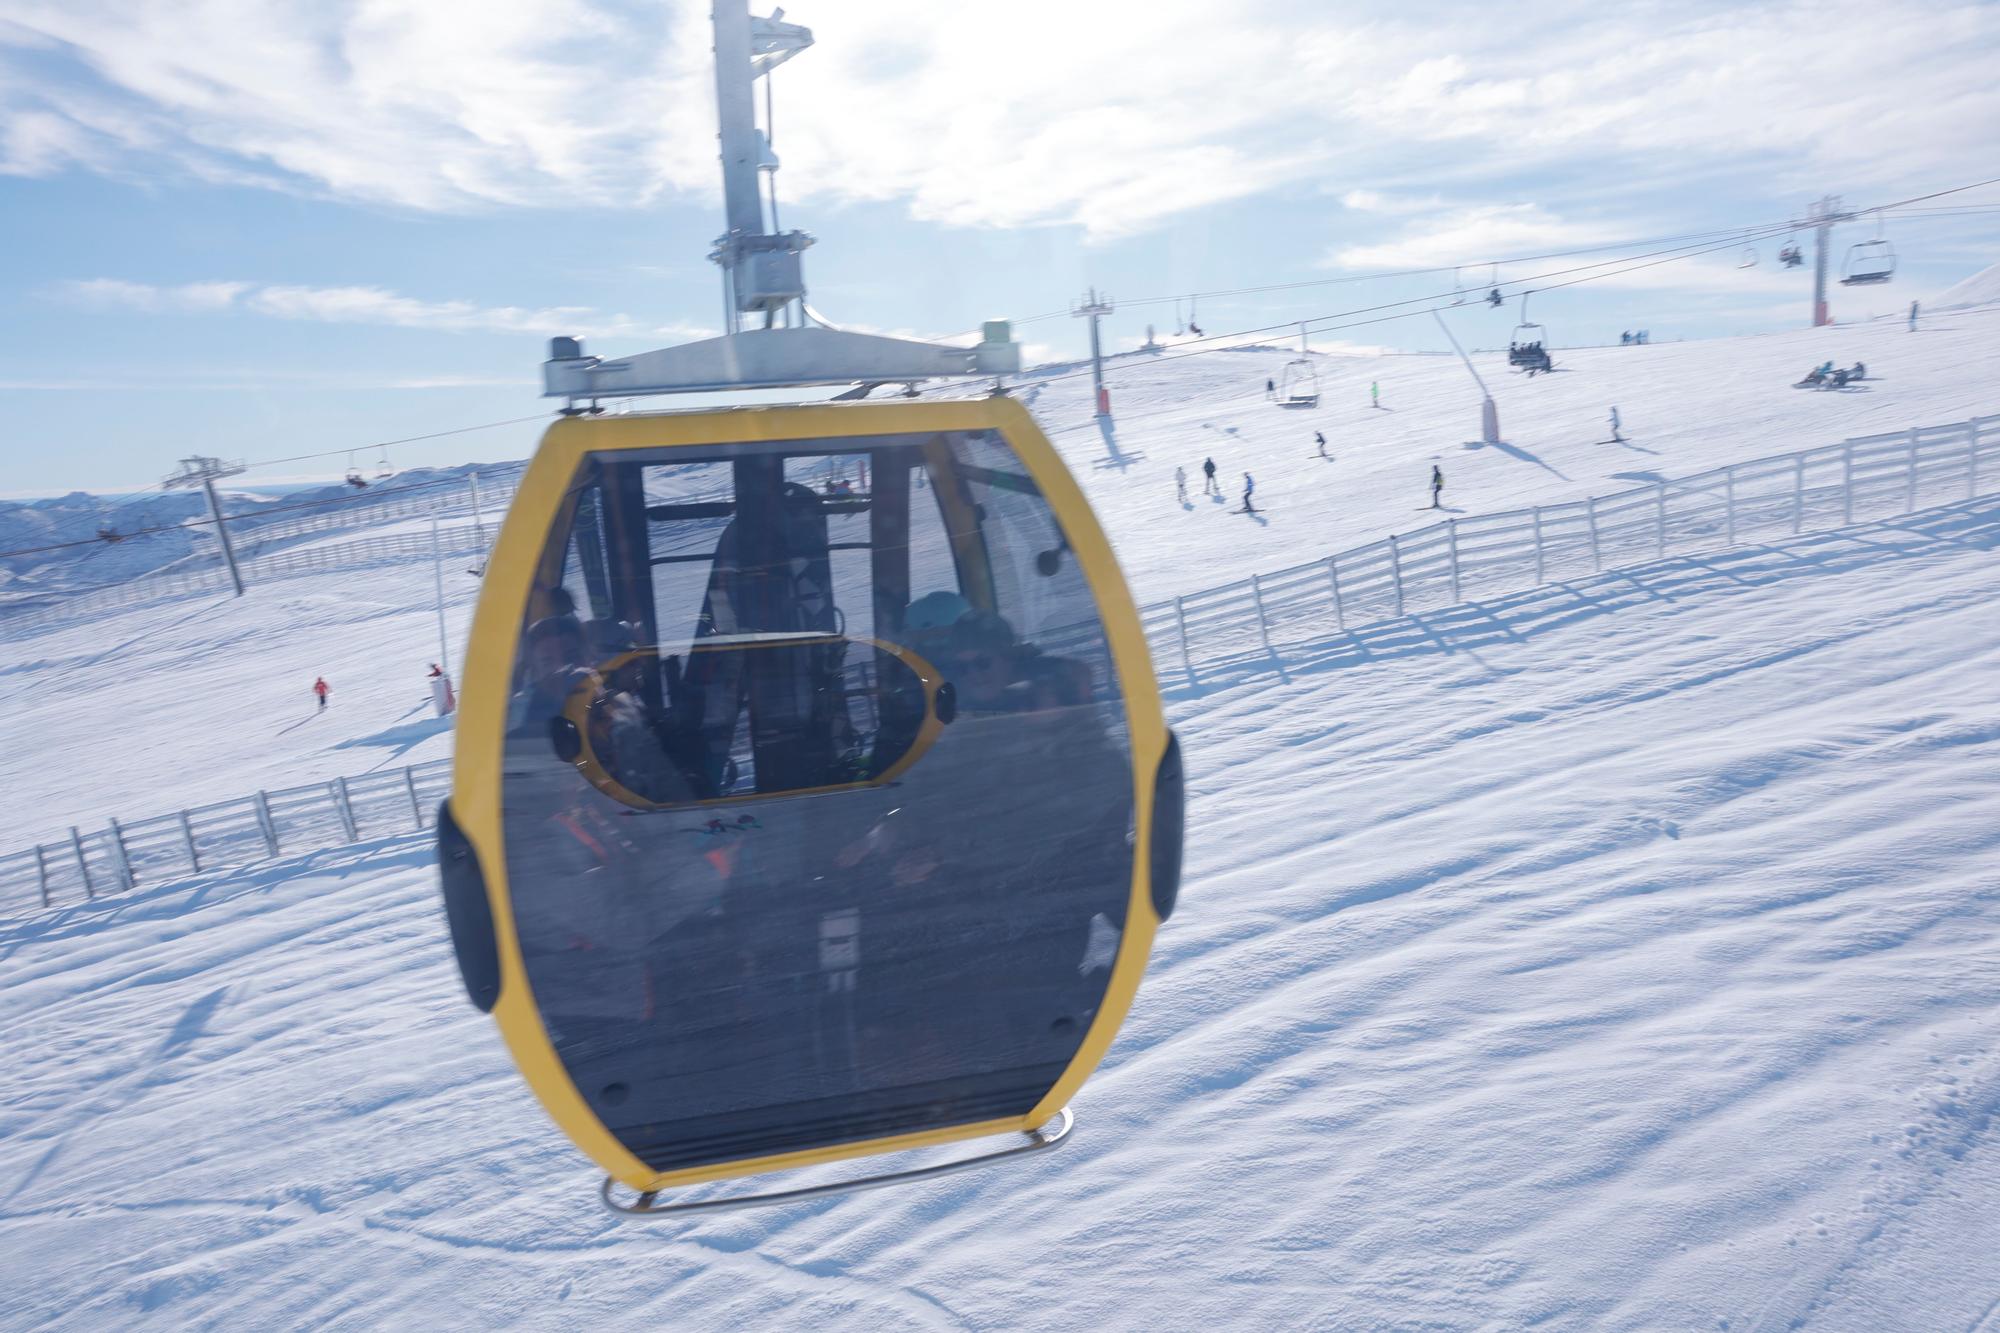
3, 310, 1997, 847
3, 497, 1998, 1329
3, 315, 2000, 1329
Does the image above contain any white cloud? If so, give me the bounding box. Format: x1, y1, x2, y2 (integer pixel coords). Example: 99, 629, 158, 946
57, 277, 710, 342
0, 0, 1994, 240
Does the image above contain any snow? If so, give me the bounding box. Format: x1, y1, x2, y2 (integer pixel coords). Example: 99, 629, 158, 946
1934, 260, 2000, 312
3, 315, 2000, 1328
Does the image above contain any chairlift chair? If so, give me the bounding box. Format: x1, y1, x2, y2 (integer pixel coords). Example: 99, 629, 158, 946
1840, 238, 1896, 287
1276, 323, 1319, 407
1737, 247, 1758, 269
1507, 293, 1552, 375
1779, 242, 1804, 268
374, 447, 396, 480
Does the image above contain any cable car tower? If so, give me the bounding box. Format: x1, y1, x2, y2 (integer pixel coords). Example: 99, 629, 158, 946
541, 1, 1019, 404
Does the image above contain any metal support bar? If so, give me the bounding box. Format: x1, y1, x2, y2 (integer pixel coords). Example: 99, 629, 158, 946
1792, 455, 1805, 534
332, 778, 360, 844
1587, 497, 1602, 571
1655, 483, 1668, 557
34, 844, 50, 909
1906, 428, 1919, 512
1445, 520, 1461, 602
1843, 442, 1855, 525
253, 791, 280, 857
180, 810, 201, 874
1248, 574, 1275, 658
1173, 597, 1196, 686
70, 825, 94, 900
1724, 467, 1737, 547
107, 816, 134, 890
1388, 536, 1405, 617
1324, 556, 1345, 633
1532, 506, 1546, 583
1970, 419, 1981, 500
405, 767, 425, 830
603, 1107, 1074, 1219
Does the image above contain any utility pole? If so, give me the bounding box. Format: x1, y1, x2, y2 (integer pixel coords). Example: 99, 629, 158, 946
1806, 194, 1852, 329
429, 513, 452, 678
163, 455, 246, 596
1072, 287, 1114, 417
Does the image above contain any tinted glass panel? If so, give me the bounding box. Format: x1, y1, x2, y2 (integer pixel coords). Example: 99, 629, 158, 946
499, 428, 1134, 1171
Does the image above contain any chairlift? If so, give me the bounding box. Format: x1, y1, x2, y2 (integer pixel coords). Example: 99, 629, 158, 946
96, 525, 123, 544
344, 450, 370, 489
374, 446, 396, 481
1451, 267, 1466, 307
1779, 240, 1804, 268
1186, 295, 1203, 338
1840, 237, 1896, 287
1173, 298, 1185, 338
1737, 246, 1758, 270
1508, 292, 1552, 375
1276, 322, 1319, 407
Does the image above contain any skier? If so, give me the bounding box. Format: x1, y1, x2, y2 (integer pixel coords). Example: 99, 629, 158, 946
1315, 431, 1328, 459
1908, 299, 1919, 332
1265, 377, 1276, 398
1370, 380, 1380, 409
1430, 465, 1445, 509
1175, 465, 1189, 504
1202, 456, 1219, 496
1241, 472, 1257, 513
428, 663, 456, 716
313, 676, 331, 711
1609, 406, 1623, 442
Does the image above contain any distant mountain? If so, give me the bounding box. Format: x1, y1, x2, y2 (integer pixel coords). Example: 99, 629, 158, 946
0, 461, 524, 599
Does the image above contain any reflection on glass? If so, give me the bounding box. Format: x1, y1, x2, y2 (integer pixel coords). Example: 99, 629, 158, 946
498, 429, 1134, 1172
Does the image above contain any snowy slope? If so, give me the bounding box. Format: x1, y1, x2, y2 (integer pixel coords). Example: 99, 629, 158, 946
3, 498, 1998, 1329
1934, 260, 2000, 311
3, 313, 1998, 847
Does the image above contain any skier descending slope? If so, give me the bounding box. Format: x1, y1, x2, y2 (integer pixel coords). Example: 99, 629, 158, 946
1202, 456, 1219, 496
313, 676, 331, 711
1315, 431, 1328, 459
1609, 407, 1623, 442
1176, 465, 1189, 504
1430, 465, 1445, 509
1241, 472, 1257, 513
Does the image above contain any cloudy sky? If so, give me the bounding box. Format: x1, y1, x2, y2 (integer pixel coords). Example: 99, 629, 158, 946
3, 0, 1997, 492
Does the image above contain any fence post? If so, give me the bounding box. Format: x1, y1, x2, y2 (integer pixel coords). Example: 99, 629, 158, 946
107, 816, 135, 890
1792, 455, 1805, 535
1905, 427, 1919, 513
1388, 536, 1405, 618
404, 766, 426, 830
1970, 419, 1981, 500
1586, 497, 1602, 571
1531, 506, 1546, 583
35, 844, 50, 909
1724, 466, 1737, 547
1173, 597, 1197, 686
253, 791, 281, 857
1843, 442, 1855, 525
332, 778, 360, 844
180, 808, 201, 872
1247, 574, 1276, 660
70, 826, 94, 900
1323, 556, 1345, 633
1444, 520, 1462, 603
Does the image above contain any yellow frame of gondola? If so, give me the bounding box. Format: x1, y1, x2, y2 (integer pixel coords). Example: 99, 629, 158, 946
559, 635, 951, 812
450, 398, 1169, 1193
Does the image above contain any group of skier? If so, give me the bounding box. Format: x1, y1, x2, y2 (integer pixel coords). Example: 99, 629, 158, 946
1175, 457, 1257, 511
